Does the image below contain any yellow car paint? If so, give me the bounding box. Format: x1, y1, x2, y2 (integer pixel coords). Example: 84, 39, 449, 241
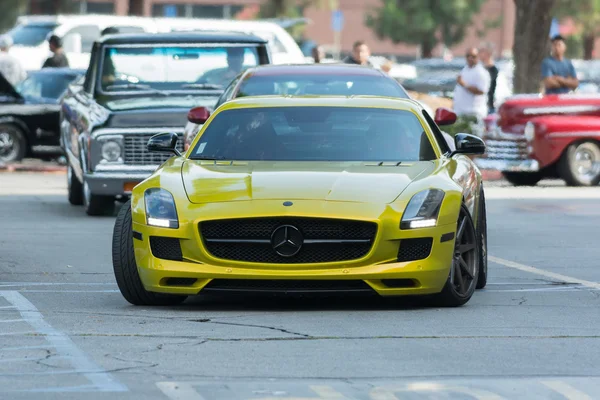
130, 96, 483, 297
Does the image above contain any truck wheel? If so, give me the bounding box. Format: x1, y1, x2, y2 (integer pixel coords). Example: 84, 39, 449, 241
113, 200, 187, 306
502, 172, 542, 186
67, 165, 84, 206
83, 180, 115, 216
558, 141, 600, 187
0, 124, 27, 163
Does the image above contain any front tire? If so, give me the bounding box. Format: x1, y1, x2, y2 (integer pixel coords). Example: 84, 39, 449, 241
434, 204, 479, 307
67, 165, 84, 206
83, 180, 115, 216
476, 189, 488, 289
112, 200, 187, 306
558, 141, 600, 186
0, 124, 27, 163
502, 171, 542, 186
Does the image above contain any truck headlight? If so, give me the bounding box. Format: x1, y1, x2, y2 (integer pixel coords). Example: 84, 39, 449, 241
145, 188, 179, 229
96, 135, 123, 164
524, 122, 535, 142
400, 189, 445, 229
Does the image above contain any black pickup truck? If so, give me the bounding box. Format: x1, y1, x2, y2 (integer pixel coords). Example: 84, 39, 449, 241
60, 31, 271, 215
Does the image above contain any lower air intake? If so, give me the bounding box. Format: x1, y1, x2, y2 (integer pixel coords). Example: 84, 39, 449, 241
397, 238, 433, 262
203, 279, 374, 293
150, 237, 183, 261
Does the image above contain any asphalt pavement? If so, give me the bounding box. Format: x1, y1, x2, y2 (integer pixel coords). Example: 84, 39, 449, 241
1, 172, 600, 399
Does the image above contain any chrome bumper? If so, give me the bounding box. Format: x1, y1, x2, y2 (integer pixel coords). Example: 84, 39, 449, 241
84, 165, 158, 196
474, 158, 540, 172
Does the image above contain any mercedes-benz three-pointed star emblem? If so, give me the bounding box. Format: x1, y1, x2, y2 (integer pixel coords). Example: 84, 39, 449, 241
270, 225, 304, 257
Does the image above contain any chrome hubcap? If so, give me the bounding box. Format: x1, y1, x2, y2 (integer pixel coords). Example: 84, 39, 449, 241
573, 144, 600, 182
0, 131, 18, 161
451, 210, 477, 296
84, 181, 91, 206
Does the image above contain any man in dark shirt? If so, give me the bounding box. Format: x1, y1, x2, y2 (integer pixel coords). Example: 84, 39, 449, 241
541, 35, 578, 94
343, 40, 373, 67
479, 43, 498, 114
42, 35, 69, 68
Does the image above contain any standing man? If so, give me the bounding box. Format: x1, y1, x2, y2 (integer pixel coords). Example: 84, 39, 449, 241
541, 35, 578, 94
311, 45, 325, 63
42, 35, 69, 68
343, 41, 373, 66
448, 47, 490, 136
479, 43, 498, 114
0, 35, 26, 86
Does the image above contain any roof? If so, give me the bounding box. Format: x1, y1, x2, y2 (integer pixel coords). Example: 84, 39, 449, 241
219, 95, 424, 112
99, 31, 267, 46
246, 64, 388, 77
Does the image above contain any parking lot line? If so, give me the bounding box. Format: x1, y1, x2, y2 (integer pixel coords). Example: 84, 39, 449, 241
489, 256, 600, 290
541, 380, 593, 400
0, 291, 127, 393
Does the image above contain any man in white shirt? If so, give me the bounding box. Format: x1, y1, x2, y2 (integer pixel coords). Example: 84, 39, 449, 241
453, 47, 490, 120
0, 35, 26, 87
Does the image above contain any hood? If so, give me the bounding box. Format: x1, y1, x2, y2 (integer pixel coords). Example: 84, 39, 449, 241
0, 74, 23, 101
99, 95, 219, 128
182, 161, 434, 204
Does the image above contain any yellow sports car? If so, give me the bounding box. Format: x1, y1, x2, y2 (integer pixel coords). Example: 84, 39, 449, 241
112, 96, 487, 307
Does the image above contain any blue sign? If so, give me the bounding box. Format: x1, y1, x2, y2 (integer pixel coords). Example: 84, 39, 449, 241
164, 5, 178, 17
331, 10, 344, 32
549, 18, 560, 38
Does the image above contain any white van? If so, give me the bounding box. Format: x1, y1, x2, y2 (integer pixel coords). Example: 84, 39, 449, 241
6, 15, 305, 71
6, 15, 158, 71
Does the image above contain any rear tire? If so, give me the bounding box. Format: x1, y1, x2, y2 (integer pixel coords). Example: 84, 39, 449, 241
67, 164, 84, 206
112, 200, 187, 306
502, 171, 542, 186
558, 141, 600, 187
476, 189, 488, 289
0, 124, 27, 163
83, 180, 115, 216
433, 204, 479, 307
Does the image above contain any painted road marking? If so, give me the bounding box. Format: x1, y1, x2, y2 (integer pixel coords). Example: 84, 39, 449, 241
0, 291, 127, 393
485, 187, 600, 199
541, 380, 593, 400
489, 256, 600, 290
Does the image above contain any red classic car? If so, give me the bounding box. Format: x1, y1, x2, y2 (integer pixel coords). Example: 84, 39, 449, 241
475, 94, 600, 186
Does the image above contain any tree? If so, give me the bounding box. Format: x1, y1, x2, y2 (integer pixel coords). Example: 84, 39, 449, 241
554, 0, 600, 60
365, 0, 486, 58
512, 0, 556, 94
0, 0, 27, 33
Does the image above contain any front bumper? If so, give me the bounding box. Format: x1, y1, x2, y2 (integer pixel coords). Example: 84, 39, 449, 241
474, 158, 540, 172
132, 221, 457, 297
85, 166, 157, 196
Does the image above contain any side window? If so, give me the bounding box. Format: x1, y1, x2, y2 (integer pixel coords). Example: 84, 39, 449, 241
214, 76, 240, 109
422, 110, 452, 155
83, 43, 99, 94
63, 25, 101, 53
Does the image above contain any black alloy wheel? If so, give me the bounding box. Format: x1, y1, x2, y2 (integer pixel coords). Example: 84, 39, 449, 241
434, 203, 479, 307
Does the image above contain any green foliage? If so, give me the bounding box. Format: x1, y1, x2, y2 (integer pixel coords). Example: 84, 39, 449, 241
0, 0, 27, 33
365, 0, 486, 56
564, 35, 584, 59
553, 0, 600, 59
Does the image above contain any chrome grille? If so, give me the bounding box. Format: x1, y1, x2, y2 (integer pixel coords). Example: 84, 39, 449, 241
483, 139, 528, 160
123, 133, 184, 166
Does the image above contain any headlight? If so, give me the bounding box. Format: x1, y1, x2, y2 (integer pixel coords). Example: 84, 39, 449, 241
400, 189, 445, 229
144, 188, 179, 228
101, 141, 122, 162
524, 122, 535, 142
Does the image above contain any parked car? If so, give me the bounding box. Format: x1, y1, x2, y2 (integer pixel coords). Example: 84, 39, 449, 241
475, 94, 600, 186
60, 31, 271, 216
0, 67, 85, 163
182, 64, 412, 149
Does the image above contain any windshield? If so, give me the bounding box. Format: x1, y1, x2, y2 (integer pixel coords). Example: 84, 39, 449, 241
190, 107, 435, 161
8, 23, 57, 46
236, 74, 410, 98
100, 45, 260, 93
16, 72, 80, 100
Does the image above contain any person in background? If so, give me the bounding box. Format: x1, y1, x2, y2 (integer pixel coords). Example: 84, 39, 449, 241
380, 59, 393, 74
542, 35, 578, 94
479, 43, 498, 114
446, 47, 490, 137
311, 45, 325, 63
0, 35, 26, 86
42, 35, 69, 68
343, 41, 373, 66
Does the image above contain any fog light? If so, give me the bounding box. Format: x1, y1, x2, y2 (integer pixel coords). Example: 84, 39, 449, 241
101, 141, 122, 162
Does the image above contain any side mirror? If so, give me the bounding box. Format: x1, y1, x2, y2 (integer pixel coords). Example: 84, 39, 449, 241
187, 106, 210, 124
434, 107, 457, 126
147, 132, 181, 156
451, 133, 486, 156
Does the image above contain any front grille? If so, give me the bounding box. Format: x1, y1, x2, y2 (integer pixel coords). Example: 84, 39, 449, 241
123, 133, 184, 165
200, 217, 377, 264
482, 139, 528, 160
150, 236, 183, 261
397, 238, 433, 262
203, 279, 373, 292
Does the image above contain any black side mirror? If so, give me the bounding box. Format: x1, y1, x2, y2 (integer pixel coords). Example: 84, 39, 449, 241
147, 132, 181, 156
451, 133, 486, 156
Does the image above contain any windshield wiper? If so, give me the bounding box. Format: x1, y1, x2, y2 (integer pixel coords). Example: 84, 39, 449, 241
189, 155, 228, 161
180, 83, 224, 90
104, 83, 169, 96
